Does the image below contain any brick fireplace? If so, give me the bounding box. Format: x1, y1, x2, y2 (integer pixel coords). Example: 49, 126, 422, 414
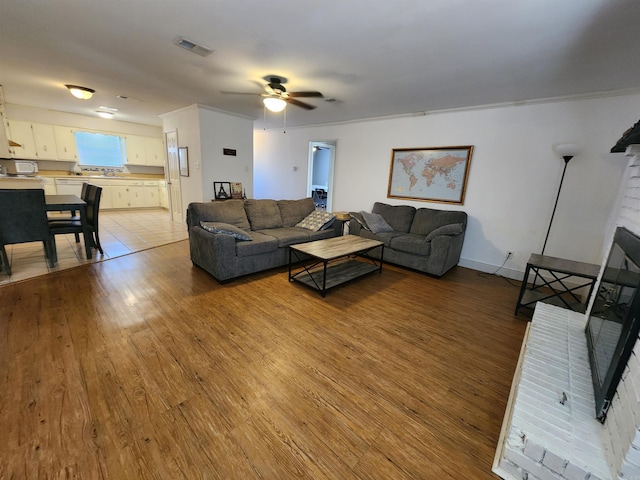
493, 145, 640, 480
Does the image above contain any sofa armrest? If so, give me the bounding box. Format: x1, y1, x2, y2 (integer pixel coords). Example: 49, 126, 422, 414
425, 222, 465, 242
189, 226, 237, 282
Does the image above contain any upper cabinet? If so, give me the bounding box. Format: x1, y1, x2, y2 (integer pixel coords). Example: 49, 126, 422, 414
124, 135, 165, 166
53, 126, 78, 161
32, 123, 58, 160
145, 137, 165, 167
7, 120, 38, 159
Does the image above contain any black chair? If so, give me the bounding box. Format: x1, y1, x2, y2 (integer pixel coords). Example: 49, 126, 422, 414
0, 189, 57, 275
49, 184, 104, 255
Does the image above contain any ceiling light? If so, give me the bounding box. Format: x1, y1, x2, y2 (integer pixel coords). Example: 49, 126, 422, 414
96, 111, 114, 119
263, 96, 287, 113
65, 84, 95, 100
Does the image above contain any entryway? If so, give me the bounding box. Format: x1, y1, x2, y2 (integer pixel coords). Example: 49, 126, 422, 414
308, 141, 336, 211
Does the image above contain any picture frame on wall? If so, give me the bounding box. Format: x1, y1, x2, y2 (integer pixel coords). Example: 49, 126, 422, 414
178, 146, 189, 177
387, 145, 474, 204
214, 182, 232, 200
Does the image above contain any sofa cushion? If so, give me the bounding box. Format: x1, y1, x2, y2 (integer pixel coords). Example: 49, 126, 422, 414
200, 221, 251, 241
188, 200, 250, 231
349, 211, 370, 230
235, 231, 279, 257
278, 198, 316, 227
409, 208, 467, 236
296, 211, 336, 231
358, 229, 405, 247
425, 222, 465, 242
390, 234, 431, 256
256, 227, 311, 247
244, 199, 283, 230
361, 211, 394, 234
372, 202, 416, 233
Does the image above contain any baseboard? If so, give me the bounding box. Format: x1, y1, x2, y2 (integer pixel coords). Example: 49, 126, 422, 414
458, 257, 522, 280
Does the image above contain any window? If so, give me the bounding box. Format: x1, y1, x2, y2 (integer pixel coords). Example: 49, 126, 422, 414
75, 131, 123, 167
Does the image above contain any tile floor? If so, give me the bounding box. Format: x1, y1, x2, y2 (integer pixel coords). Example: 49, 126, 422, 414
0, 209, 188, 285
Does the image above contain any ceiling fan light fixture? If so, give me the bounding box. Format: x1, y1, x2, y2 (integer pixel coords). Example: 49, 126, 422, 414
263, 96, 287, 113
65, 84, 95, 100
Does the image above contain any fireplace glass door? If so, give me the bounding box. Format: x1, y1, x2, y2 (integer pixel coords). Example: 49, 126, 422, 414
586, 227, 640, 421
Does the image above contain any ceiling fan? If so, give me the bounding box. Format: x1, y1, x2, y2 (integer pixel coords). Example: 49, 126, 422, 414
223, 75, 323, 112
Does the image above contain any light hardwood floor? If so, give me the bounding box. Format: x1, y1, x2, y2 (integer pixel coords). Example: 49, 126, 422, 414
0, 241, 527, 479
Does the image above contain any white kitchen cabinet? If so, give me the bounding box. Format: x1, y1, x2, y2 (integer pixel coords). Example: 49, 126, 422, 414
32, 123, 58, 160
128, 181, 145, 208
143, 181, 160, 207
158, 180, 168, 208
42, 178, 57, 195
145, 137, 165, 167
54, 126, 78, 161
7, 120, 37, 159
124, 135, 147, 165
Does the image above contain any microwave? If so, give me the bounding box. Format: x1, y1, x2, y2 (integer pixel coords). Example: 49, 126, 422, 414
0, 160, 39, 176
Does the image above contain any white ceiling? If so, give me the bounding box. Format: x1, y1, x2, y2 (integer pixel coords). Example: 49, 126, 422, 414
1, 0, 639, 129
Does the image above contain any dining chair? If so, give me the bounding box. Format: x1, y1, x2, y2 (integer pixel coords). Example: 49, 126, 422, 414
48, 184, 104, 255
0, 189, 57, 275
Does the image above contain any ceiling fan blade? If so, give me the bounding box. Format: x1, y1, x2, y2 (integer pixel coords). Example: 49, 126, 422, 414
286, 98, 316, 110
288, 91, 323, 98
220, 91, 262, 95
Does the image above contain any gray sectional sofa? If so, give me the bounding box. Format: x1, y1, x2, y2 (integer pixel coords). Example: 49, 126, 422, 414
348, 202, 467, 277
186, 198, 341, 282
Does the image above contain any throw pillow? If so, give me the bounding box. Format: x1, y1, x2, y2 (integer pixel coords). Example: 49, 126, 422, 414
424, 223, 464, 242
361, 211, 394, 234
295, 211, 336, 231
200, 221, 252, 241
349, 211, 370, 231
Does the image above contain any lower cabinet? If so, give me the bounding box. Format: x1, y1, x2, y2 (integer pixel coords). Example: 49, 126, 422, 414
75, 178, 167, 210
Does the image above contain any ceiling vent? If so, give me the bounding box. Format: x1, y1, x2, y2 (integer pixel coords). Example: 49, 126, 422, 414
173, 36, 213, 57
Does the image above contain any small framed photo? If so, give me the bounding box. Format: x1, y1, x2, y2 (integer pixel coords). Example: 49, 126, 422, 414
179, 146, 189, 177
214, 182, 232, 200
387, 146, 474, 204
230, 182, 243, 199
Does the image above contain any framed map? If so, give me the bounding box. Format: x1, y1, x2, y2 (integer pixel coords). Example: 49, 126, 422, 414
387, 146, 474, 204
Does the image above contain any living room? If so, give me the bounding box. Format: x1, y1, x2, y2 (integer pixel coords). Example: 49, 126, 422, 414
3, 1, 640, 479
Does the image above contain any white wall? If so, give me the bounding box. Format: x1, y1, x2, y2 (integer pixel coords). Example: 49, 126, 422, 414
199, 106, 254, 201
254, 94, 640, 276
161, 104, 253, 209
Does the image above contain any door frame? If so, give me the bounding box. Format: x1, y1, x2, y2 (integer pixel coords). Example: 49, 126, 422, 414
165, 130, 182, 222
307, 141, 336, 212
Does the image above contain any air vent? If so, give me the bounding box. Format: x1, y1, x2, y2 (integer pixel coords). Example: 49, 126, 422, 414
173, 36, 213, 57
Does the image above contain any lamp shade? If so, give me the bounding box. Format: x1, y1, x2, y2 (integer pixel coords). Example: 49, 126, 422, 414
263, 96, 287, 113
65, 85, 95, 100
553, 143, 581, 160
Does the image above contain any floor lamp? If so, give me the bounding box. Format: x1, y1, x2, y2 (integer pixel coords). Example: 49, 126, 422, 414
541, 144, 581, 255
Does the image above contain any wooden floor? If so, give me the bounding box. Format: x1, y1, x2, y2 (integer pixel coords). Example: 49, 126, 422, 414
0, 240, 528, 479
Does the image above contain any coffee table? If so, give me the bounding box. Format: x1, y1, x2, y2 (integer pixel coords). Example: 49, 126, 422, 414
288, 234, 384, 296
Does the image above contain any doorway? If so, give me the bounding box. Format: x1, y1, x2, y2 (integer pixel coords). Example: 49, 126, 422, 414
308, 141, 336, 212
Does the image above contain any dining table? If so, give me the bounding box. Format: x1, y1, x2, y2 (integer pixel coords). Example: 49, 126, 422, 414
45, 194, 92, 260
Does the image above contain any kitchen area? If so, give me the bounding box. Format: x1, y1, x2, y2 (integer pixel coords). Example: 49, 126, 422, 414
0, 121, 169, 210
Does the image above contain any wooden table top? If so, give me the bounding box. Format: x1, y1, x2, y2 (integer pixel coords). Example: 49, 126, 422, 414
290, 234, 383, 261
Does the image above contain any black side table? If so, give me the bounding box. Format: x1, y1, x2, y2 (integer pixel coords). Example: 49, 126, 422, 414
515, 253, 601, 315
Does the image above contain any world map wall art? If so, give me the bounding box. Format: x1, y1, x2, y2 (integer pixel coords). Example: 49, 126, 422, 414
387, 145, 474, 204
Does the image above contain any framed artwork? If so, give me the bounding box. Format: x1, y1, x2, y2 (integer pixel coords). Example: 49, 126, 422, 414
230, 182, 243, 199
387, 145, 474, 204
214, 181, 232, 200
178, 146, 189, 177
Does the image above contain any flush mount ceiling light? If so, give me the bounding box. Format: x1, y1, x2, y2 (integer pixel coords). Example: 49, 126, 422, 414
65, 84, 95, 100
95, 110, 114, 119
263, 96, 287, 113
